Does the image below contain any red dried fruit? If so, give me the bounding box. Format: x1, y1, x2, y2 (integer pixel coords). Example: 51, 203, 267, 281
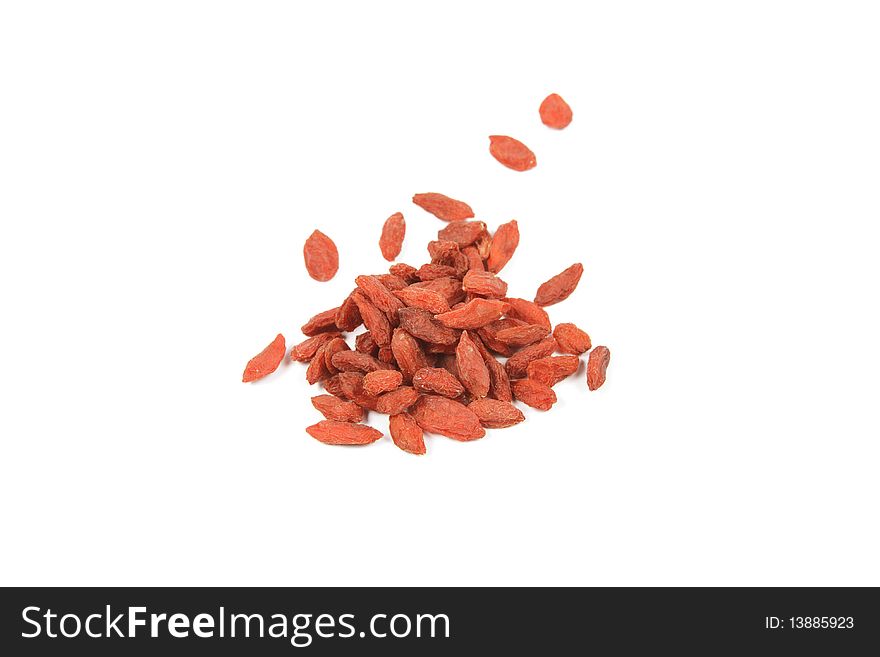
301, 307, 341, 336
306, 344, 331, 384
377, 274, 408, 291
333, 371, 365, 399
322, 337, 351, 375
390, 328, 429, 383
363, 369, 403, 396
410, 395, 485, 441
289, 332, 341, 362
242, 334, 285, 382
389, 262, 419, 283
455, 331, 490, 398
311, 394, 364, 423
511, 378, 557, 411
553, 323, 592, 355
527, 355, 579, 387
462, 270, 508, 298
468, 399, 525, 429
539, 93, 573, 129
375, 386, 420, 415
435, 298, 510, 329
398, 307, 459, 345
476, 318, 525, 356
355, 275, 405, 315
535, 263, 584, 307
462, 246, 485, 272
306, 420, 383, 446
416, 263, 458, 281
335, 292, 363, 332
438, 221, 487, 247
587, 346, 611, 391
303, 230, 339, 281
505, 337, 558, 379
351, 291, 392, 346
486, 220, 519, 273
470, 333, 512, 402
355, 331, 379, 356
379, 212, 406, 261
378, 345, 395, 364
412, 192, 474, 222
488, 135, 536, 172
410, 276, 465, 305
412, 367, 465, 398
330, 350, 394, 373
504, 297, 551, 330
495, 323, 549, 348
394, 286, 451, 314
389, 413, 426, 455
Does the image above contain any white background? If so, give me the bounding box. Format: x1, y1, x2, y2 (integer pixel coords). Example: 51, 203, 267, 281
1, 1, 878, 586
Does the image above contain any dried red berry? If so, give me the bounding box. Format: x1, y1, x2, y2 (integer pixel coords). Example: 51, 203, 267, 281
306, 420, 383, 446
351, 291, 392, 346
390, 328, 430, 383
486, 220, 519, 273
301, 307, 341, 336
362, 369, 403, 396
511, 378, 557, 411
303, 230, 339, 281
495, 323, 549, 348
379, 212, 406, 261
503, 297, 551, 330
311, 395, 364, 423
394, 286, 451, 314
553, 323, 592, 355
455, 331, 490, 399
289, 332, 341, 362
468, 399, 525, 429
355, 275, 405, 315
410, 395, 485, 441
242, 334, 285, 382
435, 298, 510, 329
470, 333, 512, 402
438, 221, 487, 246
389, 413, 426, 455
462, 246, 485, 272
375, 386, 420, 415
539, 93, 573, 129
587, 346, 611, 391
389, 262, 419, 283
462, 270, 508, 298
535, 263, 584, 307
412, 193, 474, 222
331, 350, 394, 374
335, 292, 363, 332
505, 337, 558, 379
488, 135, 536, 171
527, 355, 580, 387
355, 331, 379, 356
412, 367, 465, 398
398, 307, 459, 345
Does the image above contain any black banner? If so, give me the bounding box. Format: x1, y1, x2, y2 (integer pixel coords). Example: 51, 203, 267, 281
1, 587, 876, 654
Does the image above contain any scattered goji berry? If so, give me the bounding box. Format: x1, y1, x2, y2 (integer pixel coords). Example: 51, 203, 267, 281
355, 275, 406, 315
306, 420, 383, 446
375, 386, 420, 415
390, 328, 430, 383
489, 135, 536, 171
363, 369, 403, 396
412, 192, 474, 222
389, 413, 426, 455
303, 229, 339, 281
511, 378, 557, 411
438, 221, 487, 246
289, 332, 341, 362
486, 220, 519, 273
394, 286, 451, 314
534, 263, 584, 307
505, 337, 558, 379
527, 355, 580, 387
586, 346, 611, 391
242, 334, 286, 382
311, 395, 364, 423
539, 93, 573, 129
335, 292, 363, 332
455, 331, 490, 398
495, 323, 549, 348
503, 297, 551, 330
553, 323, 592, 355
410, 395, 485, 441
412, 367, 465, 398
379, 212, 406, 261
351, 291, 392, 346
435, 298, 510, 329
301, 307, 342, 336
331, 350, 394, 373
462, 270, 508, 298
468, 398, 525, 428
398, 307, 459, 345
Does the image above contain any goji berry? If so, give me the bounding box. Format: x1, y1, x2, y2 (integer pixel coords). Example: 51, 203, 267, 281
303, 229, 339, 281
389, 413, 426, 455
489, 135, 536, 171
379, 212, 406, 261
410, 395, 485, 441
586, 346, 611, 391
486, 220, 519, 273
306, 420, 383, 446
553, 323, 592, 355
539, 93, 573, 129
242, 334, 285, 382
534, 263, 584, 307
412, 193, 474, 222
511, 378, 557, 411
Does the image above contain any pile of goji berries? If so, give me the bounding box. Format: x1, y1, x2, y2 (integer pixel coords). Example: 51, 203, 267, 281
242, 93, 611, 454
